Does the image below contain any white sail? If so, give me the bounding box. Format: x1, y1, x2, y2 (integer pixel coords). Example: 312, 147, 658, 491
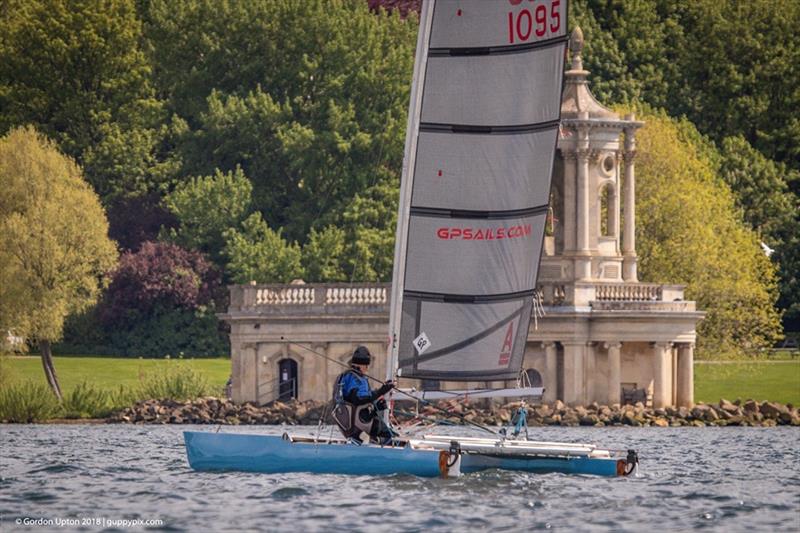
387, 0, 569, 385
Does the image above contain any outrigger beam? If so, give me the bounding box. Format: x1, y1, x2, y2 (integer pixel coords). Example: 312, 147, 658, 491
393, 386, 543, 401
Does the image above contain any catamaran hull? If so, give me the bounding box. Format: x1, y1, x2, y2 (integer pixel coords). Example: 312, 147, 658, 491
184, 431, 446, 477
184, 432, 632, 478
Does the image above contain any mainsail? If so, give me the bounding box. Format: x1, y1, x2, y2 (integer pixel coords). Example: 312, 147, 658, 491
388, 0, 568, 382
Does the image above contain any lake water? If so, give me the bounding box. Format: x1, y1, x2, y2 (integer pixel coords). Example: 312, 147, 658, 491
1, 425, 798, 532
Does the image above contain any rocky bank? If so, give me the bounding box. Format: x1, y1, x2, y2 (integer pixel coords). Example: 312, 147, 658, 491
108, 397, 800, 427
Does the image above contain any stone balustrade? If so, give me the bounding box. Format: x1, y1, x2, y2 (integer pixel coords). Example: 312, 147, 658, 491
228, 282, 390, 314
227, 280, 682, 314
594, 282, 662, 301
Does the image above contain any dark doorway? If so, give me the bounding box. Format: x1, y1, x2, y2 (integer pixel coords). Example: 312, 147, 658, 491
278, 359, 298, 400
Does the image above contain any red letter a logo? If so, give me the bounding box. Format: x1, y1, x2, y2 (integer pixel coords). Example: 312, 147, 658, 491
498, 322, 514, 366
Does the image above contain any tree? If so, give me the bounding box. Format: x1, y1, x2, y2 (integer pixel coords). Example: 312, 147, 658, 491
666, 0, 800, 170
100, 241, 220, 326
340, 181, 398, 282
162, 166, 253, 269
143, 0, 417, 241
718, 136, 800, 326
0, 0, 184, 250
0, 127, 117, 398
223, 213, 304, 284
97, 241, 226, 356
633, 110, 782, 357
302, 226, 347, 283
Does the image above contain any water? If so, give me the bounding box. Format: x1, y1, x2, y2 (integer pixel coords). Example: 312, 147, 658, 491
1, 425, 798, 532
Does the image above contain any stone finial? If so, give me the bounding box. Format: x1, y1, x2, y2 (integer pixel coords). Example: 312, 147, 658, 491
569, 27, 584, 70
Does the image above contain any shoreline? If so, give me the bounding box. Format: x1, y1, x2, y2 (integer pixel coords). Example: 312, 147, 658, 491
57, 397, 800, 427
5, 398, 799, 427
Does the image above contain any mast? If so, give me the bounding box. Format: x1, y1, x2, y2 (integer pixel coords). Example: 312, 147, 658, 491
386, 0, 436, 382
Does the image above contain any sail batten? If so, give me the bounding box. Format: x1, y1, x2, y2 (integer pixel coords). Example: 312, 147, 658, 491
390, 0, 568, 382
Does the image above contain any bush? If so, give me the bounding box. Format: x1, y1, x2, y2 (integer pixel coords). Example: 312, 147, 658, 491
61, 381, 113, 419
137, 364, 213, 401
107, 306, 229, 357
101, 241, 222, 326
0, 381, 62, 422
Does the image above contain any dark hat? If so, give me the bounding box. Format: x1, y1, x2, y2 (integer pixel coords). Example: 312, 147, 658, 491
351, 345, 372, 365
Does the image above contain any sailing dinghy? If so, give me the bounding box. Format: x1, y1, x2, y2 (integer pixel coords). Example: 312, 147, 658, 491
184, 0, 638, 478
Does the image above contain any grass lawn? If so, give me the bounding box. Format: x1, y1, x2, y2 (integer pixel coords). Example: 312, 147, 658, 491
3, 355, 799, 405
694, 361, 800, 405
1, 355, 231, 394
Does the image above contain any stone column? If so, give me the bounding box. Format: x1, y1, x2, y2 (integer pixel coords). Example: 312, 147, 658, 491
230, 340, 243, 403
622, 116, 638, 281
605, 342, 622, 405
575, 120, 592, 280
543, 342, 557, 403
239, 342, 258, 403
584, 342, 596, 403
612, 155, 621, 249
652, 342, 672, 408
677, 343, 695, 407
562, 342, 584, 405
562, 152, 577, 252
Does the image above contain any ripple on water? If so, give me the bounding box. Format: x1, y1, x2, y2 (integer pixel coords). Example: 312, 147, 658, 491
1, 425, 799, 532
270, 487, 310, 500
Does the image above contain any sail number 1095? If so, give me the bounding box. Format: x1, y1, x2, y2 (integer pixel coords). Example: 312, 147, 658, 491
507, 0, 562, 44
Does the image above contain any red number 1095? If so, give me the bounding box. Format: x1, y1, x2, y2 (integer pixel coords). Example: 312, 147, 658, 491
507, 0, 561, 44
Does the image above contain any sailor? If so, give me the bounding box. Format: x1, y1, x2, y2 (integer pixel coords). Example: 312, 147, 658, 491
332, 345, 396, 444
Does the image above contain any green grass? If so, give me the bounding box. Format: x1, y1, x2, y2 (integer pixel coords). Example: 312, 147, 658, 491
694, 361, 800, 405
0, 355, 230, 397
2, 356, 798, 411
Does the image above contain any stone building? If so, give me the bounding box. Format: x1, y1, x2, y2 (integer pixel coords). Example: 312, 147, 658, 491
220, 28, 703, 408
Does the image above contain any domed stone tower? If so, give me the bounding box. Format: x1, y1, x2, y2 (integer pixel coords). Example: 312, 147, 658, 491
540, 27, 642, 284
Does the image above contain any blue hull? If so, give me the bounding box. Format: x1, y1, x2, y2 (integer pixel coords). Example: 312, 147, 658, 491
184, 432, 444, 477
184, 432, 625, 478
460, 453, 619, 477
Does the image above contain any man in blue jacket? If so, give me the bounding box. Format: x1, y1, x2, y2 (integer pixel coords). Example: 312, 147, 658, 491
332, 346, 396, 443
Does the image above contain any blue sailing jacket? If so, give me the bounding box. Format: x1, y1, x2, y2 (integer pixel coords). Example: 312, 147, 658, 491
339, 370, 372, 405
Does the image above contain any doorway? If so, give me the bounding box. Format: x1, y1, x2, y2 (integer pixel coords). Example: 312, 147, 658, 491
278, 359, 298, 400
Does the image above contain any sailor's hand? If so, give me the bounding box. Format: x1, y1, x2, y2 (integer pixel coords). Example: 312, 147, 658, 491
384, 380, 395, 390
375, 398, 388, 411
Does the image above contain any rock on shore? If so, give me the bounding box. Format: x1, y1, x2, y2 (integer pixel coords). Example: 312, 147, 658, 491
107, 397, 800, 427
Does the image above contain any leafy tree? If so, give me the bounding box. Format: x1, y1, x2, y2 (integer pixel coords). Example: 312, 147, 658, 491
100, 241, 220, 326
106, 192, 177, 252
143, 0, 416, 241
0, 0, 167, 186
302, 226, 348, 283
667, 0, 800, 170
633, 110, 782, 357
0, 127, 117, 398
162, 166, 253, 268
223, 213, 304, 284
368, 0, 420, 18
340, 181, 398, 282
719, 136, 798, 247
569, 0, 684, 107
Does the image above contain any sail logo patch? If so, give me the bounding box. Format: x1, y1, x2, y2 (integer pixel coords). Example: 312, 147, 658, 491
498, 322, 515, 366
436, 224, 532, 241
413, 332, 431, 355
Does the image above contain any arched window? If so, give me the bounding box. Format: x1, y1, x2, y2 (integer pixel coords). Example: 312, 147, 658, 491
599, 184, 613, 237
522, 368, 543, 388
277, 358, 298, 400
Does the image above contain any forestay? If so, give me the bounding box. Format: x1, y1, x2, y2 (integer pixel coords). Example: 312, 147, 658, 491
388, 0, 569, 382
